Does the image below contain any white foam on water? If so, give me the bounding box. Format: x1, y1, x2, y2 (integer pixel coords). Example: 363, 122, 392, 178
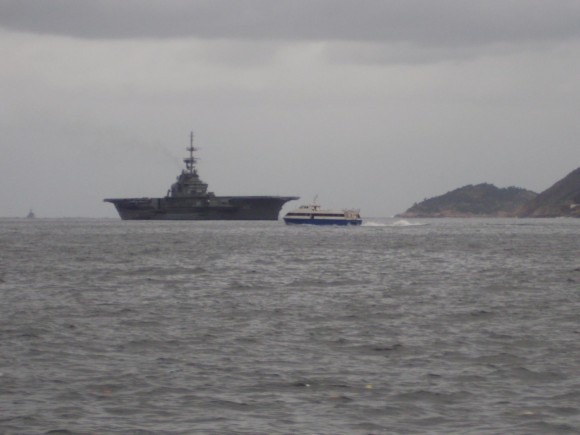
362, 221, 387, 227
362, 219, 427, 227
390, 219, 427, 227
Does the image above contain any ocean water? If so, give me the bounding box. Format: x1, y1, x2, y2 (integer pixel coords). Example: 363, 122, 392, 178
1, 217, 579, 434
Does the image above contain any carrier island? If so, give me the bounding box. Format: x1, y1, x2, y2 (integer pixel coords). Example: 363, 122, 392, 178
104, 133, 299, 220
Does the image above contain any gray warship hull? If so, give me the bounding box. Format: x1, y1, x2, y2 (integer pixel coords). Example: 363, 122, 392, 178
105, 195, 298, 221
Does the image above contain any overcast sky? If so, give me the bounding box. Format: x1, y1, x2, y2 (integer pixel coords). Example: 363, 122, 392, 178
1, 0, 579, 218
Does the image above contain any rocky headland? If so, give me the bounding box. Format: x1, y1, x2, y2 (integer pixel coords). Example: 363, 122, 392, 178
515, 167, 580, 217
397, 184, 537, 218
398, 167, 580, 218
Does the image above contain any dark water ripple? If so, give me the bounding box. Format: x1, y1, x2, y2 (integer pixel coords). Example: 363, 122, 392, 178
1, 218, 579, 434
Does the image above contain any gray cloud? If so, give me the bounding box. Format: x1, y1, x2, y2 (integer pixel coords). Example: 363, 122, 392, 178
2, 0, 580, 48
1, 1, 579, 218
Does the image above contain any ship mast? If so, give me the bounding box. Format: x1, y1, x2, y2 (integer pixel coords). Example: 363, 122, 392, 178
184, 131, 197, 174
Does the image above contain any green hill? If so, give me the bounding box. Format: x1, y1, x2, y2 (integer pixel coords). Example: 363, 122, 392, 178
516, 167, 580, 217
398, 183, 537, 218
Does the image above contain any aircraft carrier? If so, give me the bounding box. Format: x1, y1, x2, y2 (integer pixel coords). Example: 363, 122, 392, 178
104, 133, 298, 220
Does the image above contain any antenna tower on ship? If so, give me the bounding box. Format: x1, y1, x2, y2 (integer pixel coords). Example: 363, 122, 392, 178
184, 131, 197, 174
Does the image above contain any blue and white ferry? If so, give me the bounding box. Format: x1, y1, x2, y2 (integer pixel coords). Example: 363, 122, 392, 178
283, 201, 362, 226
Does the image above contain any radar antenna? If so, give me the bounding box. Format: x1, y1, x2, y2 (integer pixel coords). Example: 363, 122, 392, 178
184, 131, 197, 174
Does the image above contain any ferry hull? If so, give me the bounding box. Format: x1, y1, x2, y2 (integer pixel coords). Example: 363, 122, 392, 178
105, 196, 298, 221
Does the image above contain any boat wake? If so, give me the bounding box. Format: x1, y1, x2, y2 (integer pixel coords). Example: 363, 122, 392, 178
390, 219, 427, 227
362, 220, 427, 227
362, 221, 388, 227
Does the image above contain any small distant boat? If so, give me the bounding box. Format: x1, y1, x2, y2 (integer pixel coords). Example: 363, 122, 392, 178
26, 209, 36, 219
283, 200, 362, 226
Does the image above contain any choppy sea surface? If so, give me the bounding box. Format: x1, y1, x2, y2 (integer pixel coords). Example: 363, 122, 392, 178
1, 217, 579, 434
